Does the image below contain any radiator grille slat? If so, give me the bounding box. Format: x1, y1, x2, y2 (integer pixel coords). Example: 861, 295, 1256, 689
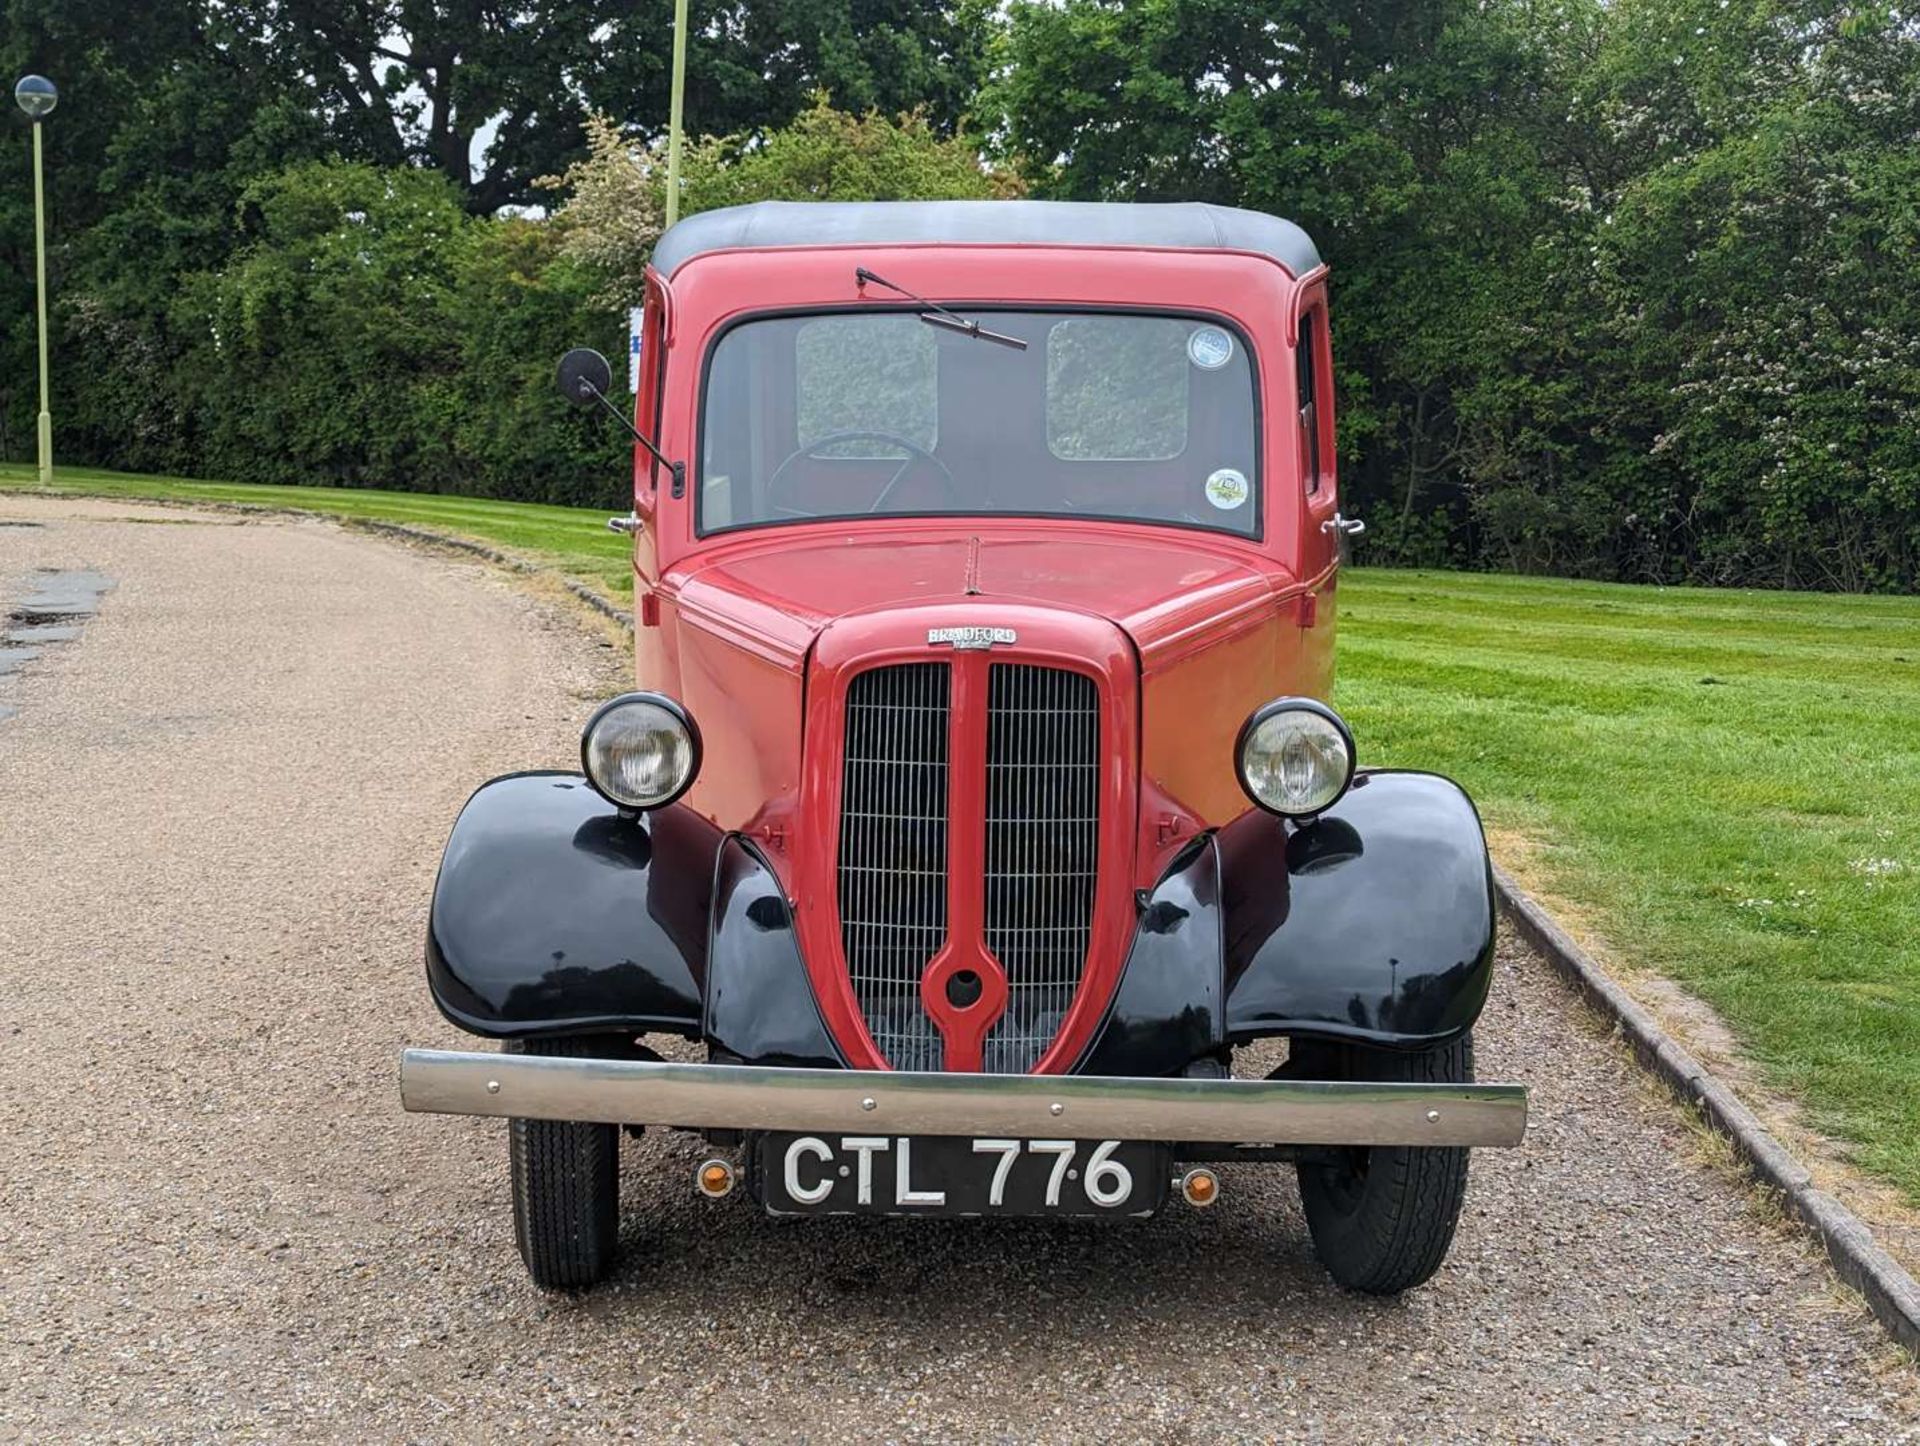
838, 664, 949, 1072
983, 664, 1100, 1074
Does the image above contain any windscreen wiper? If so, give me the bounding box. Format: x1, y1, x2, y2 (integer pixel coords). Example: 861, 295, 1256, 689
855, 267, 1029, 351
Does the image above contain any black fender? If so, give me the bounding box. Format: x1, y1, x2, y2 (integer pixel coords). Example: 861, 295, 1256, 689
1219, 770, 1495, 1049
1076, 838, 1224, 1076
424, 772, 717, 1038
702, 837, 844, 1068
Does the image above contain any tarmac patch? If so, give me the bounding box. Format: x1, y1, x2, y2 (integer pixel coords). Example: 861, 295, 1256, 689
0, 567, 113, 723
14, 567, 113, 617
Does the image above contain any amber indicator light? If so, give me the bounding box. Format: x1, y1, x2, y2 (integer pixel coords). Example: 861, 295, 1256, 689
1180, 1168, 1220, 1208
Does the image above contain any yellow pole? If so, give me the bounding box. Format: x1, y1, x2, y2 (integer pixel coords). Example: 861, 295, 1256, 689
31, 118, 50, 484
664, 0, 689, 228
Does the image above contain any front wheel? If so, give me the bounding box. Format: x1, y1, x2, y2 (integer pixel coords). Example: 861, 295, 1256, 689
507, 1036, 631, 1289
1292, 1032, 1474, 1295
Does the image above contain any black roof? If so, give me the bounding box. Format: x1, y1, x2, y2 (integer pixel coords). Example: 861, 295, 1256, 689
649, 200, 1321, 278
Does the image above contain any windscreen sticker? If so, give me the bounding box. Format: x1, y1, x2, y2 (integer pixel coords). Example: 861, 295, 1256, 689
1187, 326, 1234, 370
1205, 468, 1250, 510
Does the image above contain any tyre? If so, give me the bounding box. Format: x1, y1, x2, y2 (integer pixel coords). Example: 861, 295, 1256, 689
507, 1036, 626, 1290
1292, 1032, 1474, 1295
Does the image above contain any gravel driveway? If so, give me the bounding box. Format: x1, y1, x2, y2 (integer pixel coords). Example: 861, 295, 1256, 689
2, 496, 1915, 1444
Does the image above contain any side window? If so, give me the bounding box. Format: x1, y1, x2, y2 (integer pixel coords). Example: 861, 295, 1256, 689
637, 291, 667, 495
1297, 309, 1322, 495
795, 315, 938, 457
1046, 316, 1190, 460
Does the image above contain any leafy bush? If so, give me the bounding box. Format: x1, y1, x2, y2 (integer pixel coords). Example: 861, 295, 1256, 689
149, 162, 624, 505
995, 0, 1920, 591
12, 4, 1919, 590
543, 97, 1020, 307
36, 101, 1013, 508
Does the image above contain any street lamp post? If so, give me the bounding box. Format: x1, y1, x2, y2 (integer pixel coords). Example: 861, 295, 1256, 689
15, 74, 57, 485
664, 0, 689, 228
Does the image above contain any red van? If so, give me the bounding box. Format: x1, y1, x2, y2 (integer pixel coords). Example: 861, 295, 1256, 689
400, 200, 1527, 1295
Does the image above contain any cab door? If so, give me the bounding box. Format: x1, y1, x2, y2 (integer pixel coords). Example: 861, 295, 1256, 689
631, 276, 672, 689
1294, 283, 1344, 583
1291, 284, 1343, 693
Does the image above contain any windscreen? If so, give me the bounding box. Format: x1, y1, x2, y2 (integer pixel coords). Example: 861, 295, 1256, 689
698, 309, 1260, 538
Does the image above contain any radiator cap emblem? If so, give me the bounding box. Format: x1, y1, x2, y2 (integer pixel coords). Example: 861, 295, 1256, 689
928, 625, 1016, 650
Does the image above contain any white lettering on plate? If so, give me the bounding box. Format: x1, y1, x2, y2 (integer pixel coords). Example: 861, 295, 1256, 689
894, 1137, 947, 1207
928, 626, 1016, 650
972, 1139, 1021, 1207
840, 1135, 888, 1206
783, 1136, 834, 1205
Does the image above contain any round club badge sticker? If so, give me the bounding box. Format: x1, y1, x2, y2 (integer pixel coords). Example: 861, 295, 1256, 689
1187, 325, 1234, 370
1205, 467, 1250, 511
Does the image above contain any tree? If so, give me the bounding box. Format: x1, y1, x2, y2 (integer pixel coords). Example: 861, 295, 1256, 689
0, 0, 326, 465
6, 0, 1917, 585
245, 0, 996, 213
1587, 2, 1920, 588
992, 0, 1559, 562
992, 0, 1920, 591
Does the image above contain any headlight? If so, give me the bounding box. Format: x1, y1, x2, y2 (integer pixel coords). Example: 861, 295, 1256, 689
1236, 698, 1355, 818
580, 692, 700, 810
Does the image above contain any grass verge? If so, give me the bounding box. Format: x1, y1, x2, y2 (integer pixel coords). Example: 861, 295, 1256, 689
0, 463, 635, 599
8, 465, 1919, 1202
1338, 569, 1920, 1199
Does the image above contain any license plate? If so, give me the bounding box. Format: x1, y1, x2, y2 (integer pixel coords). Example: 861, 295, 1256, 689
755, 1133, 1169, 1217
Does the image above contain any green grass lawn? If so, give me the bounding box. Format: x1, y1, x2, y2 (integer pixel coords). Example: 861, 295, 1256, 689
1338, 569, 1920, 1198
7, 465, 1919, 1200
0, 463, 637, 599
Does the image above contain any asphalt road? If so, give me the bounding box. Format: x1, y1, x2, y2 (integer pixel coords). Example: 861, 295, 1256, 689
2, 496, 1916, 1444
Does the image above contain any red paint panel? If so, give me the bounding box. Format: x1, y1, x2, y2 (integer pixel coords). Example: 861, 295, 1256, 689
673, 607, 804, 855
1137, 602, 1313, 885
662, 527, 1293, 672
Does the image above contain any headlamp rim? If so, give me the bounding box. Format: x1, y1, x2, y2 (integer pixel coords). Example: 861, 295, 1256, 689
579, 691, 702, 812
1234, 696, 1356, 819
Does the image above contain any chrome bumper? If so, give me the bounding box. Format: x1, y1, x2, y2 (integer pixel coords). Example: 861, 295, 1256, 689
399, 1049, 1528, 1148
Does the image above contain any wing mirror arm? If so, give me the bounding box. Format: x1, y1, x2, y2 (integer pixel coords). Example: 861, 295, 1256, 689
557, 347, 687, 499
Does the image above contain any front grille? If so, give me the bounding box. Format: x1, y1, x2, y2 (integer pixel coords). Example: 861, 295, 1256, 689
835, 659, 1101, 1073
982, 665, 1100, 1072
838, 663, 950, 1071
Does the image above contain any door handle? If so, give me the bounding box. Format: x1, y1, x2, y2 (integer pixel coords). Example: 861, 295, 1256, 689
607, 512, 642, 535
1321, 513, 1365, 537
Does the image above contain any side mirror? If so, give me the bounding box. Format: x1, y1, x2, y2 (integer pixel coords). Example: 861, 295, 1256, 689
558, 347, 614, 407
556, 344, 688, 501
